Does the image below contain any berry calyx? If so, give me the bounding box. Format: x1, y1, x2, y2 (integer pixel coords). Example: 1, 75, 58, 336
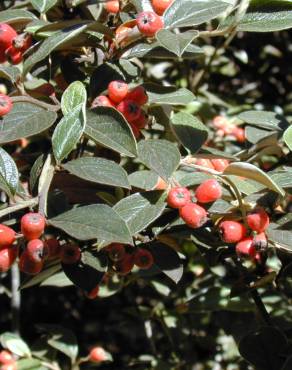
21, 212, 46, 240
114, 253, 134, 275
136, 11, 164, 37
108, 80, 129, 103
105, 0, 119, 14
0, 350, 14, 365
89, 346, 107, 363
0, 224, 15, 248
60, 244, 81, 264
106, 243, 126, 261
117, 99, 141, 122
167, 187, 191, 209
195, 179, 222, 203
86, 285, 99, 299
219, 221, 247, 244
0, 246, 17, 273
26, 239, 48, 263
247, 208, 270, 233
91, 95, 115, 109
235, 237, 256, 258
133, 249, 154, 269
0, 94, 13, 116
0, 23, 17, 51
18, 251, 43, 275
126, 86, 148, 106
211, 158, 229, 172
179, 203, 208, 228
152, 0, 173, 15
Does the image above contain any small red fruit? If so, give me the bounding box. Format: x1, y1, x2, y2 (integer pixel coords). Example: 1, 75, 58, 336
21, 212, 46, 240
195, 179, 222, 203
233, 127, 245, 143
0, 350, 14, 364
235, 237, 256, 258
0, 224, 15, 248
136, 11, 164, 37
131, 110, 148, 129
213, 115, 228, 129
219, 221, 247, 244
154, 177, 167, 190
152, 0, 173, 15
60, 244, 81, 264
211, 158, 229, 172
195, 158, 215, 170
179, 203, 208, 228
19, 251, 43, 275
247, 208, 270, 233
126, 86, 148, 106
105, 0, 119, 14
0, 246, 17, 273
167, 187, 191, 209
89, 346, 107, 363
133, 249, 154, 269
86, 285, 99, 299
0, 23, 17, 50
114, 253, 134, 275
91, 95, 115, 109
252, 232, 268, 250
1, 363, 17, 370
5, 45, 23, 65
108, 80, 129, 103
106, 243, 126, 261
26, 239, 48, 263
12, 33, 32, 52
45, 238, 61, 258
0, 94, 13, 116
117, 99, 141, 122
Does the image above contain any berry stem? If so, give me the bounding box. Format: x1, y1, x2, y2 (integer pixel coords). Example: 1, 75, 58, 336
11, 264, 21, 335
0, 197, 38, 219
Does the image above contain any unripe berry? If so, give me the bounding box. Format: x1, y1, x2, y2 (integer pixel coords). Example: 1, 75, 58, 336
21, 212, 46, 240
108, 80, 129, 103
211, 158, 229, 172
117, 99, 141, 122
219, 221, 247, 244
0, 94, 13, 117
235, 237, 256, 258
136, 11, 164, 37
0, 23, 17, 51
106, 243, 126, 261
179, 203, 208, 228
152, 0, 173, 15
126, 86, 148, 106
105, 0, 119, 13
0, 246, 17, 273
26, 239, 48, 263
247, 208, 270, 233
86, 285, 99, 299
19, 251, 43, 275
60, 244, 81, 264
195, 179, 222, 203
0, 350, 14, 364
167, 187, 191, 209
133, 249, 154, 269
89, 346, 107, 363
91, 95, 115, 109
45, 238, 61, 258
114, 253, 134, 275
0, 224, 15, 248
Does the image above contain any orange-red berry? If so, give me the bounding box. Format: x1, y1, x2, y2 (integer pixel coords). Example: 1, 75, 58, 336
0, 225, 15, 248
131, 110, 148, 129
21, 212, 46, 240
233, 127, 245, 143
19, 251, 43, 275
60, 244, 81, 264
126, 86, 148, 106
195, 179, 222, 203
0, 246, 17, 273
247, 208, 270, 233
167, 187, 191, 209
91, 95, 115, 109
211, 158, 229, 172
219, 221, 247, 244
0, 23, 17, 51
195, 158, 215, 170
5, 45, 23, 65
235, 237, 256, 258
45, 238, 61, 258
152, 0, 173, 15
133, 249, 154, 269
179, 203, 208, 228
108, 80, 129, 103
1, 362, 17, 370
136, 11, 164, 37
26, 239, 48, 263
0, 94, 13, 116
114, 253, 134, 275
213, 115, 228, 129
105, 0, 119, 14
89, 346, 107, 362
117, 99, 141, 122
106, 243, 126, 261
0, 350, 14, 365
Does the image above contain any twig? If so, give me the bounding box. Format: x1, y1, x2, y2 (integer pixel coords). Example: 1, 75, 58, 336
0, 197, 38, 220
11, 264, 21, 335
11, 96, 60, 112
179, 159, 221, 176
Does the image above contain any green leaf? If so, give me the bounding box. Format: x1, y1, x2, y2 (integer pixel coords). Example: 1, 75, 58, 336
156, 29, 198, 57
63, 157, 130, 189
0, 148, 19, 197
113, 191, 166, 235
145, 84, 195, 105
29, 154, 46, 195
128, 170, 159, 191
61, 81, 87, 116
41, 271, 73, 287
245, 126, 274, 144
267, 228, 292, 252
0, 102, 57, 144
52, 103, 85, 163
238, 110, 288, 130
163, 0, 229, 28
31, 0, 58, 13
84, 108, 137, 157
170, 112, 208, 153
0, 10, 37, 24
16, 358, 42, 370
283, 125, 292, 151
223, 162, 285, 197
138, 139, 181, 181
0, 332, 31, 357
49, 204, 132, 244
0, 66, 21, 84
21, 264, 61, 290
23, 23, 88, 74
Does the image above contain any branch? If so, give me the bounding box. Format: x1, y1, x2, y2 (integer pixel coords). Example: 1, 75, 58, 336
0, 197, 38, 220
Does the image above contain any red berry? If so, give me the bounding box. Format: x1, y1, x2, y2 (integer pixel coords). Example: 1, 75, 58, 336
131, 110, 148, 129
235, 237, 256, 258
91, 95, 115, 109
19, 251, 43, 275
12, 33, 32, 52
233, 127, 245, 143
45, 238, 61, 258
213, 115, 228, 129
5, 45, 23, 65
114, 253, 134, 275
247, 208, 270, 233
211, 159, 229, 172
252, 232, 268, 250
106, 243, 126, 261
105, 0, 119, 13
108, 80, 129, 103
86, 285, 99, 299
0, 246, 17, 273
136, 11, 164, 37
1, 363, 17, 370
89, 346, 107, 362
0, 224, 15, 248
195, 158, 215, 170
21, 212, 46, 240
195, 179, 222, 204
60, 244, 81, 264
0, 350, 14, 365
126, 86, 148, 106
26, 239, 48, 263
0, 94, 13, 116
0, 24, 17, 51
167, 187, 191, 209
154, 177, 167, 190
219, 221, 247, 244
152, 0, 173, 15
117, 99, 141, 122
133, 249, 154, 269
179, 203, 208, 228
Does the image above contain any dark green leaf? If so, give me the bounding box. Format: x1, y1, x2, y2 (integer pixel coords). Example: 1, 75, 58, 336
31, 0, 58, 13
0, 66, 21, 84
21, 264, 61, 290
16, 359, 42, 370
0, 10, 37, 24
0, 148, 19, 197
29, 154, 46, 195
145, 84, 195, 105
156, 29, 198, 57
283, 126, 292, 151
89, 63, 124, 98
238, 110, 288, 130
128, 170, 159, 190
61, 81, 87, 116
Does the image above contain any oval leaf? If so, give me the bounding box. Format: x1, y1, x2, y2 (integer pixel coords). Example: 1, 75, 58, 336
283, 125, 292, 151
145, 84, 195, 105
156, 29, 198, 57
0, 147, 19, 197
61, 81, 87, 116
31, 0, 58, 13
0, 332, 31, 357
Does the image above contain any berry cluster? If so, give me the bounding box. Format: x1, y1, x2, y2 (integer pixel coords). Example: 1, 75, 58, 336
92, 81, 149, 138
0, 23, 31, 65
0, 350, 16, 370
212, 115, 245, 143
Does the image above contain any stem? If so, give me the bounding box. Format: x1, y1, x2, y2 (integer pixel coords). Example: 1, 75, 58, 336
179, 159, 221, 176
250, 289, 273, 326
0, 197, 38, 219
11, 264, 21, 335
38, 154, 56, 216
11, 96, 60, 112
